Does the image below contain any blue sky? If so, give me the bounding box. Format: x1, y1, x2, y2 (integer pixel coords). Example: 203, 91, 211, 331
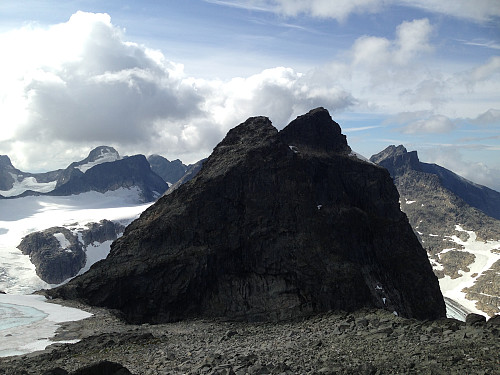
0, 0, 499, 190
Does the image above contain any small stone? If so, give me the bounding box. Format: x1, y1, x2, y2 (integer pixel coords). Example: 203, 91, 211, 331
466, 313, 486, 326
486, 314, 500, 327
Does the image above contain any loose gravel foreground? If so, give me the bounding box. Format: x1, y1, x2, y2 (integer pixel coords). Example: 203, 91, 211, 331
0, 299, 499, 375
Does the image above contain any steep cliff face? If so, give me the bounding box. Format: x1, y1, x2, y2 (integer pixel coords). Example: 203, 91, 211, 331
48, 108, 445, 323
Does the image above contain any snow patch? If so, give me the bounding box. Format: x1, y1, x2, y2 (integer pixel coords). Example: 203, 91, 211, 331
53, 232, 70, 249
0, 188, 152, 294
438, 225, 500, 316
77, 239, 115, 276
0, 173, 57, 197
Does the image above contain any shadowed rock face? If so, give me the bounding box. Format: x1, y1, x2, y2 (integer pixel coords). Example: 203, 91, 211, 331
48, 108, 445, 323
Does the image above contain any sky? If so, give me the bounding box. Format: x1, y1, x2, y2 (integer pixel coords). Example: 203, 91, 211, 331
0, 0, 499, 190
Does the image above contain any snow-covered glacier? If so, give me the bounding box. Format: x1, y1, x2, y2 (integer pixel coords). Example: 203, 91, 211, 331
0, 187, 152, 294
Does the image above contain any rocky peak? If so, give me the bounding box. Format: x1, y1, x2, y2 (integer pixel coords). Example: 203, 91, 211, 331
279, 107, 351, 155
369, 145, 407, 163
200, 116, 279, 180
65, 146, 121, 174
370, 145, 420, 176
48, 109, 445, 324
87, 146, 120, 163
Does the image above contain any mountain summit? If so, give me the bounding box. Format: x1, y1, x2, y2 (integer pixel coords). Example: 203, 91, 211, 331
51, 146, 168, 201
48, 108, 445, 323
371, 145, 500, 221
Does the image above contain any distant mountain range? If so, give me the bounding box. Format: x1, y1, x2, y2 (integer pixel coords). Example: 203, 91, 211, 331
0, 146, 195, 202
370, 145, 500, 317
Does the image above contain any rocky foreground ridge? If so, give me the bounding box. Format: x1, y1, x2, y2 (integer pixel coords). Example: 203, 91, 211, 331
47, 108, 445, 323
0, 301, 498, 374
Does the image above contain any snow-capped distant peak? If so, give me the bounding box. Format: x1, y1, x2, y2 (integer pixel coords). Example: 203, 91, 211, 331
75, 146, 120, 173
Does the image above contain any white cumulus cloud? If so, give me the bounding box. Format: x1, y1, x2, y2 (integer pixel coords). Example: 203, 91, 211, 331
0, 11, 356, 170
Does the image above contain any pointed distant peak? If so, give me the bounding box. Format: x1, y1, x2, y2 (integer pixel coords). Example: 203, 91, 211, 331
74, 146, 121, 173
279, 107, 350, 154
370, 144, 421, 175
370, 145, 409, 164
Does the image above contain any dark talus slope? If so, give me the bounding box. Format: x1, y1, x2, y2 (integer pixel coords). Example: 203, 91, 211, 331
48, 108, 445, 323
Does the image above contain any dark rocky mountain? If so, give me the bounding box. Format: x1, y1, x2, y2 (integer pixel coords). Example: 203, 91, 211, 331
47, 108, 445, 323
147, 155, 187, 186
18, 220, 125, 284
371, 145, 500, 220
370, 145, 500, 316
51, 152, 168, 202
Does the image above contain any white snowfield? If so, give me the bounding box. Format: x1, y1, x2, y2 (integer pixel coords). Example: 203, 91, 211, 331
437, 225, 500, 317
0, 187, 153, 294
0, 173, 57, 197
0, 294, 92, 357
